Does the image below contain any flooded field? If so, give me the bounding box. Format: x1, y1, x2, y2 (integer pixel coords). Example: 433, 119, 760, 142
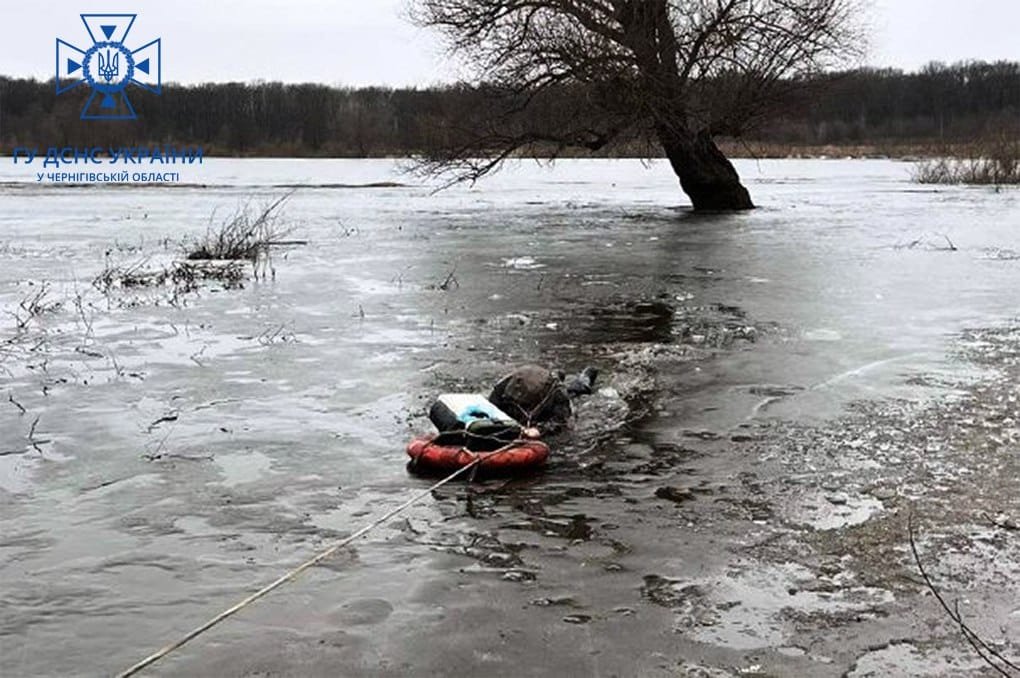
1, 159, 1018, 677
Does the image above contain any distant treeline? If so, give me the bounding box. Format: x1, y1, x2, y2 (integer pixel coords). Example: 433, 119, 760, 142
1, 61, 1018, 156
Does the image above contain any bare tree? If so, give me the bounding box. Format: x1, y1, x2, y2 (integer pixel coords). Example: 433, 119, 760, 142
413, 0, 864, 210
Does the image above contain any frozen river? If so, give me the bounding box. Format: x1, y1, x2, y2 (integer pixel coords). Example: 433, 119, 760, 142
1, 159, 1017, 676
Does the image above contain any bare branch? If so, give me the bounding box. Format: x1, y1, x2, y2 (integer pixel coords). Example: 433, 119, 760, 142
908, 516, 1019, 677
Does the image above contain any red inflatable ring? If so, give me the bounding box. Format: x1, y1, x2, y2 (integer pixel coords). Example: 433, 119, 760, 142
407, 435, 549, 475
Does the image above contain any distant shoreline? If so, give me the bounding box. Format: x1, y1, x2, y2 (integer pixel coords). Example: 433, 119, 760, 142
3, 137, 1002, 164
0, 143, 973, 161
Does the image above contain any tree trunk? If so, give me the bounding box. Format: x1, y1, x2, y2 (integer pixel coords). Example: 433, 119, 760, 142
659, 128, 754, 211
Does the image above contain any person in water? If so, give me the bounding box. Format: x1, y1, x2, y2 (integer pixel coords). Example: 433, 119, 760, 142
488, 364, 598, 430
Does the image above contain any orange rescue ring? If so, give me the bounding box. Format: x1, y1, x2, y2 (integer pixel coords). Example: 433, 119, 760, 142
407, 435, 549, 475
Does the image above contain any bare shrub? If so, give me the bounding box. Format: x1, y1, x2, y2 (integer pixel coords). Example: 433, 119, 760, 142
92, 259, 246, 297
92, 193, 302, 302
7, 283, 62, 331
914, 134, 1020, 185
183, 192, 296, 277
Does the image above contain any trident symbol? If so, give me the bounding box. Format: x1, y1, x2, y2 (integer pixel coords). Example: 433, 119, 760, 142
97, 49, 120, 82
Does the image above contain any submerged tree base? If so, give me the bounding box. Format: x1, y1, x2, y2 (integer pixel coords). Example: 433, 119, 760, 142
662, 130, 755, 211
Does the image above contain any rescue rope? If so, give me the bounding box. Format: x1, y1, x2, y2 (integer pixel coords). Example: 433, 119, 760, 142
117, 457, 483, 677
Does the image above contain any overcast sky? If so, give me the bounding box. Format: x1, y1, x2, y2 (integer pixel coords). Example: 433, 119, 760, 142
2, 0, 1019, 86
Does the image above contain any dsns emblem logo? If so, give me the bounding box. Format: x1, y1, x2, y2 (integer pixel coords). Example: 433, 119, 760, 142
56, 14, 162, 120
